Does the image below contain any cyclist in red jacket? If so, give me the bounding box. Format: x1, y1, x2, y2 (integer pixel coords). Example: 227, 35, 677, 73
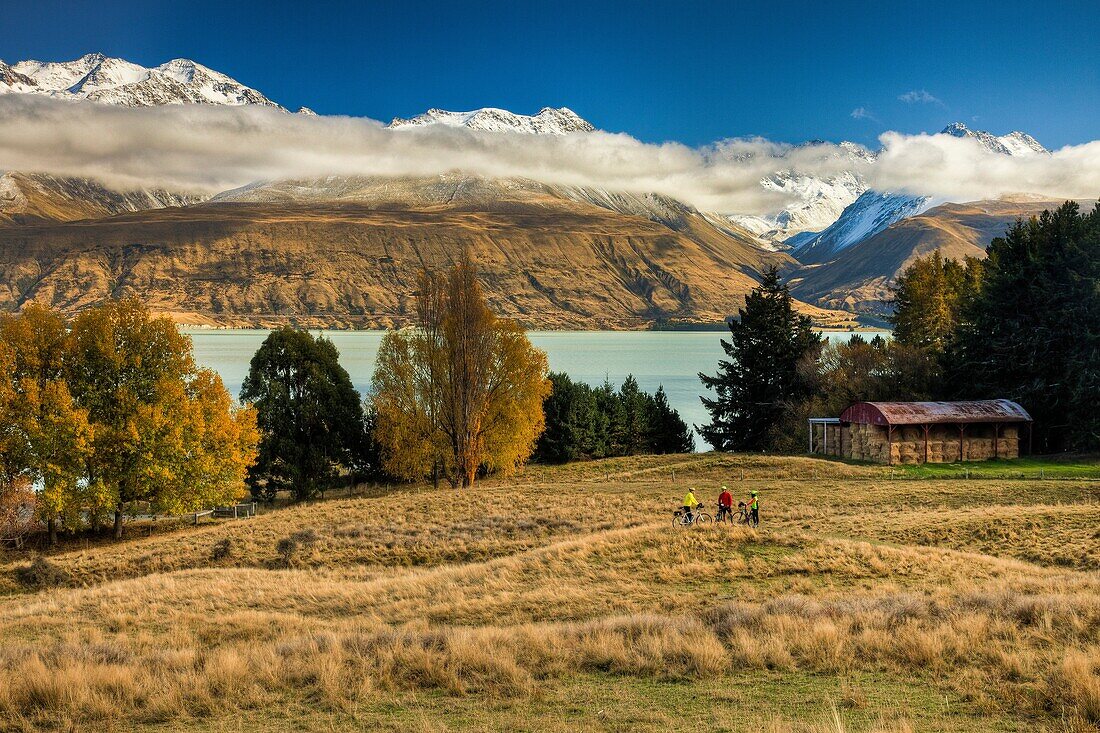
717, 485, 733, 522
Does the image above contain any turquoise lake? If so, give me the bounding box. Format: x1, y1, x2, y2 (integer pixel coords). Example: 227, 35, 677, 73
187, 330, 875, 447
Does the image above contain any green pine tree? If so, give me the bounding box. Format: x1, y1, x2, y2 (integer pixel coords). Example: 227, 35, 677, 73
946, 201, 1100, 452
645, 386, 695, 453
698, 268, 823, 451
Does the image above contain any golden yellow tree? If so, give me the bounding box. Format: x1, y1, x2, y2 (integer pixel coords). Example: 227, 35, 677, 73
372, 261, 550, 487
67, 298, 258, 537
0, 305, 92, 544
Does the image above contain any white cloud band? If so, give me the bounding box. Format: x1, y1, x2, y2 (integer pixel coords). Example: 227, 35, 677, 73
0, 96, 1096, 216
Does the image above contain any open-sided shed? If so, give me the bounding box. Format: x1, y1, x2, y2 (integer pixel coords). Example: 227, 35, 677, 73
810, 400, 1032, 465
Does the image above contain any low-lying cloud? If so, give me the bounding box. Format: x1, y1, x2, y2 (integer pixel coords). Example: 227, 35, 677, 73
0, 95, 1096, 216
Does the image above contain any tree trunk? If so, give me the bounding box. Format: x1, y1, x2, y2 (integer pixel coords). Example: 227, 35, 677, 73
47, 516, 57, 546
113, 509, 124, 539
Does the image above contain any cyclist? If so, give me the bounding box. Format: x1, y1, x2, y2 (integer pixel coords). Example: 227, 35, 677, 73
717, 485, 733, 522
682, 488, 699, 522
747, 490, 760, 527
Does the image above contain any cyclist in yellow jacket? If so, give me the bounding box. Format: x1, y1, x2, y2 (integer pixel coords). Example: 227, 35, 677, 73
682, 488, 699, 522
746, 490, 760, 527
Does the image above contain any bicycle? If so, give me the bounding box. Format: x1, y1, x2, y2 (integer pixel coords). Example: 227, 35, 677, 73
735, 501, 754, 526
672, 503, 711, 527
714, 503, 735, 523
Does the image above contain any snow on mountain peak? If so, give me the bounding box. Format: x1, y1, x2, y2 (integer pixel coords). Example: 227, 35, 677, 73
996, 130, 1049, 156
0, 53, 284, 110
388, 106, 595, 134
941, 122, 1049, 156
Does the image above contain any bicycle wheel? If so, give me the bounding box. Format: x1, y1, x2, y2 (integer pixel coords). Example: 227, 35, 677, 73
672, 516, 683, 528
695, 512, 712, 524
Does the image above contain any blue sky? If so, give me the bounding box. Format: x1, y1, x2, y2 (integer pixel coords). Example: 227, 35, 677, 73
4, 0, 1097, 148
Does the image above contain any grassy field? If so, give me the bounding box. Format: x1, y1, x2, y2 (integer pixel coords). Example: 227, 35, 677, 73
0, 452, 1098, 732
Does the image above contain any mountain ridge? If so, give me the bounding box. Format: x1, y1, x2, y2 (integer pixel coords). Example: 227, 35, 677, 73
0, 191, 854, 330
0, 53, 287, 109
388, 107, 595, 135
787, 197, 1081, 315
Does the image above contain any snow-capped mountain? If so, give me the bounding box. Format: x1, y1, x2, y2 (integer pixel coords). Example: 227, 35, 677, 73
790, 123, 1050, 263
389, 107, 595, 135
792, 191, 936, 264
721, 141, 876, 246
0, 53, 285, 109
942, 122, 1049, 156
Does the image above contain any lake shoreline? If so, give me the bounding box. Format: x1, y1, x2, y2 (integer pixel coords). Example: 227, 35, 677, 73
187, 330, 891, 454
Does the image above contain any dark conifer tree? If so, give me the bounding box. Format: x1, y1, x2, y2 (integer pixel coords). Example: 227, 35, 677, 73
646, 386, 695, 453
698, 268, 823, 451
533, 374, 692, 462
242, 327, 367, 500
945, 201, 1100, 451
618, 375, 650, 455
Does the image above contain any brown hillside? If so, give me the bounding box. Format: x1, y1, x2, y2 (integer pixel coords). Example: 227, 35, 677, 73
0, 197, 850, 329
788, 198, 1070, 314
0, 171, 201, 224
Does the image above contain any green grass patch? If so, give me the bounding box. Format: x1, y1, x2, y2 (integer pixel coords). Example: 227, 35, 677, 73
164, 671, 1036, 732
895, 455, 1100, 480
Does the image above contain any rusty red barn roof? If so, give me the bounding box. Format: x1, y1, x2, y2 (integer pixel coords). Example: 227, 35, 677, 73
839, 400, 1032, 426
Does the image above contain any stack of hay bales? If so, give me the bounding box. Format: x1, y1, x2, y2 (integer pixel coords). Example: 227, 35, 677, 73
846, 422, 891, 463
967, 436, 993, 460
892, 426, 924, 465
927, 427, 948, 463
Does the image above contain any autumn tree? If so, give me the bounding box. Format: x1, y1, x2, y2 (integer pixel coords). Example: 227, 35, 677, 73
0, 341, 29, 536
241, 327, 367, 501
68, 299, 258, 537
890, 251, 982, 350
372, 260, 550, 487
0, 305, 92, 544
0, 478, 36, 544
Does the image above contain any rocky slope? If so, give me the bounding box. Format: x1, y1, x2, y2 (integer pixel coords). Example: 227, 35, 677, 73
213, 173, 774, 268
941, 122, 1049, 156
792, 191, 936, 264
722, 141, 875, 244
0, 171, 203, 224
789, 124, 1052, 264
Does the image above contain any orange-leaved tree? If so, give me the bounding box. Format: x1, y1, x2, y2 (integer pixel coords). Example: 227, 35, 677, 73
372, 260, 550, 487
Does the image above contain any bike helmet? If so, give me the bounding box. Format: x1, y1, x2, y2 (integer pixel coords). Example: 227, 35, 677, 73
721, 485, 728, 491
751, 490, 758, 497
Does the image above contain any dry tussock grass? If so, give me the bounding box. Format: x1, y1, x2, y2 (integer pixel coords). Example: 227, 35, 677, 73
828, 503, 1100, 570
0, 451, 1097, 730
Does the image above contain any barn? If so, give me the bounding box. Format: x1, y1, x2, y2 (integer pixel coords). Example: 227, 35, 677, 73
809, 400, 1033, 465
